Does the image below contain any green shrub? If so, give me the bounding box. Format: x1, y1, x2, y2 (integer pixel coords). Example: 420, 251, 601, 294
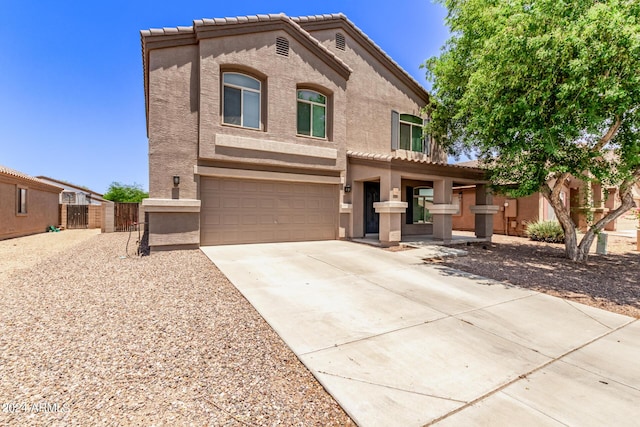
525, 220, 565, 243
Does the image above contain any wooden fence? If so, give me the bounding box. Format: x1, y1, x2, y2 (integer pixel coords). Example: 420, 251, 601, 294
114, 202, 139, 232
66, 205, 89, 229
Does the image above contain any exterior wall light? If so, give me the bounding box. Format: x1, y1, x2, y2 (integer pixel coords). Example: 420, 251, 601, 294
173, 175, 180, 186
344, 184, 352, 193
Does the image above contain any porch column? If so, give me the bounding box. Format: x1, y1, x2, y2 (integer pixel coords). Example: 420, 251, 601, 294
374, 170, 406, 246
431, 178, 457, 242
470, 184, 499, 239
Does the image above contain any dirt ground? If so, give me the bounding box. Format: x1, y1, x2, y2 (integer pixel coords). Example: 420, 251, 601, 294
438, 232, 640, 318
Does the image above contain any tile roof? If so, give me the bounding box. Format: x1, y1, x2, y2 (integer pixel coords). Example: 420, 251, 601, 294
140, 13, 350, 74
0, 165, 63, 190
347, 151, 483, 170
140, 13, 355, 135
292, 13, 430, 101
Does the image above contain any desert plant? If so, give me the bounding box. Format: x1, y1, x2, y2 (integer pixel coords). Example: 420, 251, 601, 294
526, 220, 565, 244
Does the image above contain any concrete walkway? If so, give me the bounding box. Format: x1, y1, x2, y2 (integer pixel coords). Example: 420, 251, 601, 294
201, 241, 640, 426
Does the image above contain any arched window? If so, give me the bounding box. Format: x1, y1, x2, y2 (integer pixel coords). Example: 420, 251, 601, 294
222, 72, 261, 129
413, 187, 433, 223
297, 89, 326, 138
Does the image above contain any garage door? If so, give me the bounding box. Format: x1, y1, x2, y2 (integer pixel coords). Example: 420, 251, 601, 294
200, 177, 338, 245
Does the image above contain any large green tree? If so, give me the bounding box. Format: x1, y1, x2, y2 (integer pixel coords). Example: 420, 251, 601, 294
425, 0, 640, 262
103, 182, 148, 203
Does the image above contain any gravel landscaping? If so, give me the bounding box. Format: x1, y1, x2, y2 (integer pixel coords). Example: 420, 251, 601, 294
438, 233, 640, 318
0, 232, 353, 426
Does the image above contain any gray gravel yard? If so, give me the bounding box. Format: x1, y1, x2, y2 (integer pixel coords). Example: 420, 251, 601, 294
0, 232, 353, 426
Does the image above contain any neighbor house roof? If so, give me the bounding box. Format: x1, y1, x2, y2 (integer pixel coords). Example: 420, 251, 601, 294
36, 176, 104, 198
0, 165, 63, 192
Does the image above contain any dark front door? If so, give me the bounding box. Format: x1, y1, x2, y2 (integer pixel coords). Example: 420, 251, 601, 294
364, 182, 380, 234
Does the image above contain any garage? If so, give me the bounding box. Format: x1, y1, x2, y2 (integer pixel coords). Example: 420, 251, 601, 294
200, 177, 338, 245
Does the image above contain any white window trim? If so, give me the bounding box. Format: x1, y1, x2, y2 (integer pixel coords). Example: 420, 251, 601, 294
413, 186, 434, 224
399, 114, 425, 153
296, 90, 327, 140
222, 72, 262, 130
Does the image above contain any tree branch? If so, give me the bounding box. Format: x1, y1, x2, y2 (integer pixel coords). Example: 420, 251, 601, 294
594, 116, 622, 151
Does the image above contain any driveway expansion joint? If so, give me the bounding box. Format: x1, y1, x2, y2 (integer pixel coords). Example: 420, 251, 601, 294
315, 371, 468, 404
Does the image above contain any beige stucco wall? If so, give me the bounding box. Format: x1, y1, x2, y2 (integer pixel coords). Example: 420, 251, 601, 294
305, 28, 444, 162
148, 44, 200, 200
197, 29, 347, 172
0, 175, 60, 240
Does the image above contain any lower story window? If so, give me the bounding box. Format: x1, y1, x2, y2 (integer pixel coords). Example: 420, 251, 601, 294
413, 187, 433, 223
17, 188, 27, 214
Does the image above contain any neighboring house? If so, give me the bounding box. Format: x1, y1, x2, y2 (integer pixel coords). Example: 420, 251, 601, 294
37, 176, 104, 206
452, 161, 639, 235
140, 13, 498, 250
36, 176, 106, 230
0, 165, 62, 240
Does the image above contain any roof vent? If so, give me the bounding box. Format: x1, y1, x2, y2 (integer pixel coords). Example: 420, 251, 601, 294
336, 32, 346, 51
276, 36, 289, 56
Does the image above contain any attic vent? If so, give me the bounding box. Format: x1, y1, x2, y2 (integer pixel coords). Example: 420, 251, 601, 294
336, 32, 346, 51
276, 37, 289, 56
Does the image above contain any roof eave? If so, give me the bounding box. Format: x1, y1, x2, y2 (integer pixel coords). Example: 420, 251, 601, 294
293, 14, 430, 104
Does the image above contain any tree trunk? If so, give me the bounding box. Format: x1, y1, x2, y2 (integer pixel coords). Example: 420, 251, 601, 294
544, 177, 637, 263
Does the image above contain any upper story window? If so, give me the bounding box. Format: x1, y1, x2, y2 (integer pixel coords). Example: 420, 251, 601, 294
391, 111, 429, 154
400, 114, 425, 152
222, 72, 261, 129
297, 90, 326, 139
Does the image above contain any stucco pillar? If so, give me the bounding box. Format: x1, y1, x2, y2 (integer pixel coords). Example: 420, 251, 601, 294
471, 184, 499, 239
101, 201, 115, 233
374, 170, 406, 246
432, 178, 457, 242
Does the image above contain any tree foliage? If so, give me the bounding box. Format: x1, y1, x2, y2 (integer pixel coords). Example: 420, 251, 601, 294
425, 0, 640, 261
103, 182, 148, 203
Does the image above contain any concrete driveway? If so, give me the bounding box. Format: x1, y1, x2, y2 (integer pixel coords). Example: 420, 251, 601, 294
202, 240, 640, 426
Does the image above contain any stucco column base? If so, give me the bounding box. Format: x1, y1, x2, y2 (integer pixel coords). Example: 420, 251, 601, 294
339, 204, 352, 239
430, 204, 459, 242
374, 201, 407, 247
432, 214, 453, 242
142, 199, 201, 251
470, 205, 500, 238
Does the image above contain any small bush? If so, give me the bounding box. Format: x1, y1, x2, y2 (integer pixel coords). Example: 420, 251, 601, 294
525, 220, 565, 243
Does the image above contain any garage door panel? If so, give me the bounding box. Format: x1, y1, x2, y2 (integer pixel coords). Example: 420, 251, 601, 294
260, 199, 275, 209
202, 214, 220, 225
201, 177, 338, 245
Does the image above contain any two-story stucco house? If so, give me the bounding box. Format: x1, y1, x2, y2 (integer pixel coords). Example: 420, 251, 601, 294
140, 13, 498, 251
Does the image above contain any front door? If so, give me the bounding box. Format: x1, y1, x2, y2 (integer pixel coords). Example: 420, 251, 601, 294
364, 182, 380, 234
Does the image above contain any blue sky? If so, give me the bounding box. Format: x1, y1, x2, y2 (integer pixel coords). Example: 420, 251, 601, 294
0, 1, 450, 193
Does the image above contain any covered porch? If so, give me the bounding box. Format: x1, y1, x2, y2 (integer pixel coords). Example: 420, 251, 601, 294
341, 151, 499, 247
